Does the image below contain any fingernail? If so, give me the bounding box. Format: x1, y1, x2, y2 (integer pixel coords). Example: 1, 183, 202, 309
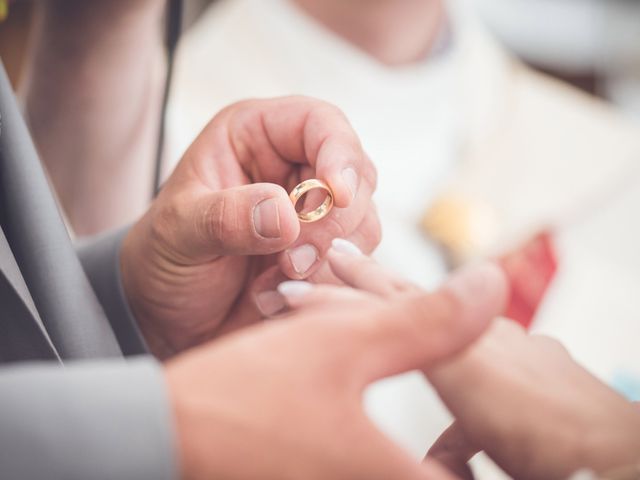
444, 262, 505, 302
287, 244, 319, 275
277, 281, 313, 298
567, 470, 598, 480
253, 198, 281, 239
255, 291, 286, 316
342, 167, 359, 199
331, 238, 362, 256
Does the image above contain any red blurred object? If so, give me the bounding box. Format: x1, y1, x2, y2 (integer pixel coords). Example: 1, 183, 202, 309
498, 231, 558, 329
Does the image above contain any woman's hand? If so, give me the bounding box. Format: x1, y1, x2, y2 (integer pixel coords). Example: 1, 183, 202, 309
426, 319, 640, 480
281, 241, 640, 480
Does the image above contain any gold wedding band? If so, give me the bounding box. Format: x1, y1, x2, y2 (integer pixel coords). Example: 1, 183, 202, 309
289, 179, 334, 223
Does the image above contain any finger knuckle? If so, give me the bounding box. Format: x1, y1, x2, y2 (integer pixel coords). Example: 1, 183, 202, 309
401, 290, 462, 346
313, 100, 347, 119
199, 195, 228, 250
531, 334, 569, 355
283, 94, 317, 106
324, 214, 349, 240
492, 317, 523, 334
426, 290, 463, 328
150, 198, 180, 244
391, 278, 421, 295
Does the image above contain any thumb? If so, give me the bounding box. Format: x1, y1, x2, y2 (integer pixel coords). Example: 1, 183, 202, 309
354, 263, 509, 384
426, 422, 478, 480
171, 183, 300, 259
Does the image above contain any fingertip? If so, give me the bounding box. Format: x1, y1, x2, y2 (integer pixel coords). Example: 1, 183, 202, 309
279, 243, 321, 280
330, 238, 363, 257
341, 166, 359, 203
253, 183, 300, 246
250, 265, 289, 317
254, 290, 286, 317
274, 193, 301, 245
409, 262, 508, 365
481, 261, 510, 303
277, 280, 314, 298
324, 166, 359, 208
443, 261, 509, 320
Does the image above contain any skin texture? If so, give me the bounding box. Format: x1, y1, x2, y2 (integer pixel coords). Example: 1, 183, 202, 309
427, 320, 640, 480
121, 96, 380, 358
292, 0, 445, 65
21, 0, 165, 234
284, 244, 640, 480
164, 259, 507, 480
115, 92, 504, 480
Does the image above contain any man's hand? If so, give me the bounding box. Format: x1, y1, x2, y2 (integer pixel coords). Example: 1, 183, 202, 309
426, 319, 640, 480
121, 97, 379, 358
164, 259, 506, 480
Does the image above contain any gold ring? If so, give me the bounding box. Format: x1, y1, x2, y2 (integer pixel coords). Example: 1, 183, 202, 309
289, 179, 334, 223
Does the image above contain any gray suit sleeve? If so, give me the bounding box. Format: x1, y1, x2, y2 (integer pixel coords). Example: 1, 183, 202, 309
0, 357, 177, 480
76, 228, 149, 356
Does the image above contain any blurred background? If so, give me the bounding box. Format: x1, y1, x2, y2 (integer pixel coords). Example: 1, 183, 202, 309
475, 0, 640, 119
2, 1, 640, 478
3, 0, 640, 115
180, 0, 640, 117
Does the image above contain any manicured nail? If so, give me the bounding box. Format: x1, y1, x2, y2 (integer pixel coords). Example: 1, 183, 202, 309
444, 262, 505, 303
287, 244, 319, 275
277, 281, 313, 298
255, 291, 286, 316
253, 198, 281, 239
342, 167, 359, 199
331, 238, 362, 256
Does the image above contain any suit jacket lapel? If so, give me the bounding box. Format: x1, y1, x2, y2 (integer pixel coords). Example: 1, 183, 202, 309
0, 60, 122, 360
0, 226, 60, 361
0, 226, 50, 336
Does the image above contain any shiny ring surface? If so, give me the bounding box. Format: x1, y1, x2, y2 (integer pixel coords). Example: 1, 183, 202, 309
289, 179, 334, 223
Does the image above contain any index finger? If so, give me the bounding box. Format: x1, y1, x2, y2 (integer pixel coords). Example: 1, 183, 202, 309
277, 262, 508, 385
265, 97, 377, 206
278, 183, 378, 279
233, 96, 377, 207
426, 422, 478, 480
